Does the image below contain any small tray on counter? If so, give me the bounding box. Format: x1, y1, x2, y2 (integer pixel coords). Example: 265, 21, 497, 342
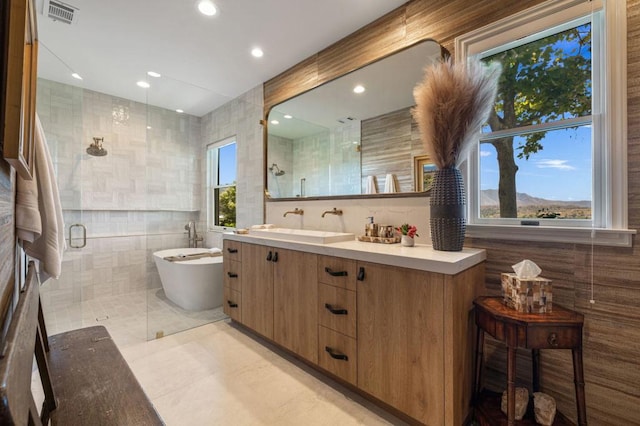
357, 235, 400, 244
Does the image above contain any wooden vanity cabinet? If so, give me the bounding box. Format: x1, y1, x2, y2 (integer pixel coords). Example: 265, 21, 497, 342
317, 255, 358, 385
224, 238, 484, 425
237, 242, 318, 362
241, 243, 275, 339
273, 249, 318, 363
357, 260, 484, 426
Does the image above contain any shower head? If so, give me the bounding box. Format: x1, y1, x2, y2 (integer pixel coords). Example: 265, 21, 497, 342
269, 163, 285, 176
87, 137, 107, 156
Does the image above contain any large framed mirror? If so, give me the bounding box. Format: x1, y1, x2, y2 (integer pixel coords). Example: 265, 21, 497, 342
266, 39, 444, 200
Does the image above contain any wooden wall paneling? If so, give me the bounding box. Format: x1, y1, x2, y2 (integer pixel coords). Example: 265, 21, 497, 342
360, 108, 415, 193
315, 7, 407, 85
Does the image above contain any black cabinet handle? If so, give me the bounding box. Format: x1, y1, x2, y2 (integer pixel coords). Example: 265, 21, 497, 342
325, 267, 347, 277
325, 346, 348, 361
227, 248, 238, 253
324, 303, 348, 315
272, 252, 278, 262
227, 300, 238, 308
357, 267, 365, 281
266, 251, 273, 261
227, 272, 238, 278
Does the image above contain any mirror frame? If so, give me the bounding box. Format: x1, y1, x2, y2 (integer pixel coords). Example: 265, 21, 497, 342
263, 38, 449, 202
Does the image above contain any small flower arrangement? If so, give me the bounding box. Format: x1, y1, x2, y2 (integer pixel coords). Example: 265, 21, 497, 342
396, 224, 419, 238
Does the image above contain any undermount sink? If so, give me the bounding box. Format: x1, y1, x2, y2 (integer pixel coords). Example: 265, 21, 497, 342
249, 228, 355, 244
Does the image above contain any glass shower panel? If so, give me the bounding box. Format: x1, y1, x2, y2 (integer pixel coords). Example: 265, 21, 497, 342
145, 76, 228, 340
36, 79, 88, 336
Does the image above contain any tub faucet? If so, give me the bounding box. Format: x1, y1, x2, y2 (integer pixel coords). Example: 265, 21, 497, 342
185, 221, 203, 248
321, 208, 343, 218
283, 208, 304, 217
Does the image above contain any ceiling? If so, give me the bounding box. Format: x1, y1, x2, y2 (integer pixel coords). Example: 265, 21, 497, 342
35, 0, 408, 117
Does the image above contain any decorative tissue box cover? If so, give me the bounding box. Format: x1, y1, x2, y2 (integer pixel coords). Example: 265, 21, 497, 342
501, 273, 553, 313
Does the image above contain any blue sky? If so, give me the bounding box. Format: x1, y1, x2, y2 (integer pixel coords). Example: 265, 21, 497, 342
479, 125, 592, 202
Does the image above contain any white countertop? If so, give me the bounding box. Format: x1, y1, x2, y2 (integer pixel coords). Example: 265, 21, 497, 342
224, 234, 485, 275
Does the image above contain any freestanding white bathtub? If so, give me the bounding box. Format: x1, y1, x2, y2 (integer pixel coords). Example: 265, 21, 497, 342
152, 248, 224, 311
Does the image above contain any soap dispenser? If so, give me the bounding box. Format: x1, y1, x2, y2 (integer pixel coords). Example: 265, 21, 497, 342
365, 216, 377, 237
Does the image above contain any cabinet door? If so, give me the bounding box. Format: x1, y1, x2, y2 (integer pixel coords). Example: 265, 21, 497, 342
274, 248, 318, 363
241, 243, 274, 339
357, 261, 445, 425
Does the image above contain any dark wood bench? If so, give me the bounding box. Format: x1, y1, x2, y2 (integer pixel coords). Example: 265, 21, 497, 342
0, 262, 164, 425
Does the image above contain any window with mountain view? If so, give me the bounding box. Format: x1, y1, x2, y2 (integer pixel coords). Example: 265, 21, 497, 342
458, 0, 630, 245
478, 21, 593, 222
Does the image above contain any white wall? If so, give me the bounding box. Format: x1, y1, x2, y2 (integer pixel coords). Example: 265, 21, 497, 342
265, 196, 431, 245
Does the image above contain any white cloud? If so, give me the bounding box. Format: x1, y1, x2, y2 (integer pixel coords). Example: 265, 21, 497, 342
535, 159, 575, 171
480, 150, 492, 157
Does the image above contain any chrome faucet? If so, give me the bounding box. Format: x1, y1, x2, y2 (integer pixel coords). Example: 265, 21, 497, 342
283, 208, 304, 217
321, 208, 343, 218
184, 221, 203, 248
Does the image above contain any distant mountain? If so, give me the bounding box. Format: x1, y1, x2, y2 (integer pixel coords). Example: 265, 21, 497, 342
480, 189, 591, 207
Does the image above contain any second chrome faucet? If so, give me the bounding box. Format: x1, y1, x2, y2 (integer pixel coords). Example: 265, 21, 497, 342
321, 208, 343, 218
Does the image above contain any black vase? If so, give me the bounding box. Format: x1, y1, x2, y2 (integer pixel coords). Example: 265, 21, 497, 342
430, 167, 466, 251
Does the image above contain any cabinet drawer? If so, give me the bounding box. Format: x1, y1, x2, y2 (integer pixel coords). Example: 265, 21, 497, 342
318, 284, 356, 338
223, 259, 242, 292
526, 325, 582, 349
223, 287, 242, 322
317, 255, 357, 291
223, 240, 242, 261
318, 326, 357, 386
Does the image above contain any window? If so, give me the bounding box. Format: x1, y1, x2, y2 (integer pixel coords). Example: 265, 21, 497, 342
207, 137, 236, 228
456, 0, 633, 246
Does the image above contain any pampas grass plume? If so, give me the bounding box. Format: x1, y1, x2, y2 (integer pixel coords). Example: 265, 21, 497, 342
413, 57, 501, 169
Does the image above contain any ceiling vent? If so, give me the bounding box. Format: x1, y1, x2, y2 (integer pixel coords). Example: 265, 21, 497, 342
43, 0, 78, 25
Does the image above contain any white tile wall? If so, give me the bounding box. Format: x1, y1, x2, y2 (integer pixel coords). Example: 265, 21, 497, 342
265, 196, 431, 245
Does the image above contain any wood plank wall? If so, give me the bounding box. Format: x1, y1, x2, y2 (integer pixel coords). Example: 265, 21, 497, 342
264, 1, 640, 424
360, 107, 425, 193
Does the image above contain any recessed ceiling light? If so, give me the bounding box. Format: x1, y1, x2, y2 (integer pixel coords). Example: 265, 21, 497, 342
270, 120, 279, 125
176, 109, 184, 113
71, 72, 82, 80
147, 71, 161, 78
251, 47, 264, 58
137, 81, 150, 88
353, 85, 365, 94
147, 126, 152, 130
197, 0, 217, 16
284, 114, 292, 119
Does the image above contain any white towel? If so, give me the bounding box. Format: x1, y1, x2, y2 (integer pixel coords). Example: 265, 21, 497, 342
365, 176, 378, 194
17, 115, 65, 281
384, 174, 398, 193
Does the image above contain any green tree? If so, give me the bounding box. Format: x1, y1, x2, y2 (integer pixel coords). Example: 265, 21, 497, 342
218, 185, 236, 227
483, 24, 591, 217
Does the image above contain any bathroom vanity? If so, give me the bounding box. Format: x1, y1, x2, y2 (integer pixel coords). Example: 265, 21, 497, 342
222, 233, 486, 425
